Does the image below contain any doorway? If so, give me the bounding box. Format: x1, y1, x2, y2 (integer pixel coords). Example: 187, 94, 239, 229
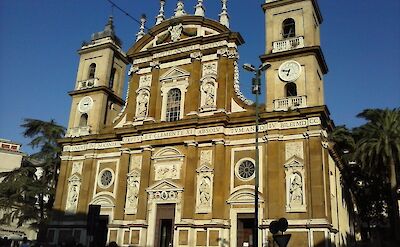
237, 215, 255, 247
154, 204, 175, 247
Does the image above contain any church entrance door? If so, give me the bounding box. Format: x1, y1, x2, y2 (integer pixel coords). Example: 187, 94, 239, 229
237, 215, 255, 247
155, 204, 175, 247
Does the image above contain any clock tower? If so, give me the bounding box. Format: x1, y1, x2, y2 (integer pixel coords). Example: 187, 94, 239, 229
66, 17, 129, 137
261, 0, 328, 112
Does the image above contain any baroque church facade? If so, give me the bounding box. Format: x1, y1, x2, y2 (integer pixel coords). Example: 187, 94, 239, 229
49, 0, 352, 246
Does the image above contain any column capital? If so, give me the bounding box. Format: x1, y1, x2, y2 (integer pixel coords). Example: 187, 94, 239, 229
217, 47, 229, 57
213, 139, 225, 145
128, 65, 140, 76
150, 60, 160, 69
184, 140, 198, 147
190, 51, 202, 60
140, 145, 153, 151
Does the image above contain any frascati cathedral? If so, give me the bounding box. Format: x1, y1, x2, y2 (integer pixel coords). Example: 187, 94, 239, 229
49, 0, 352, 246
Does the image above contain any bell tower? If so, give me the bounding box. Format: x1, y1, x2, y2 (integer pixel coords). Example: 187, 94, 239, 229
66, 17, 129, 137
261, 0, 328, 112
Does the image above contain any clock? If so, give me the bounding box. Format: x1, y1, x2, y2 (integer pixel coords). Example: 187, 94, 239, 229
78, 96, 93, 113
278, 60, 302, 82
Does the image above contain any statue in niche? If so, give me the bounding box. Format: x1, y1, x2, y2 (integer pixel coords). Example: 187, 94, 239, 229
127, 176, 139, 205
67, 184, 79, 210
202, 82, 215, 107
289, 173, 303, 204
199, 176, 211, 205
136, 91, 149, 118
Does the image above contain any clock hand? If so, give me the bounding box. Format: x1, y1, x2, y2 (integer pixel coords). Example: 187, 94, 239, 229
286, 69, 291, 76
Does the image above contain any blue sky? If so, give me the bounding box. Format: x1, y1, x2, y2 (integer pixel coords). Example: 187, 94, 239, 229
0, 0, 399, 154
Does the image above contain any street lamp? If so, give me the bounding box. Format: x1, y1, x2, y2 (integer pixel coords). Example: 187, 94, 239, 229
243, 62, 271, 247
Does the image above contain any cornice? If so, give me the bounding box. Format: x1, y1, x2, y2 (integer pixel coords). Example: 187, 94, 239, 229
68, 86, 124, 105
260, 46, 328, 74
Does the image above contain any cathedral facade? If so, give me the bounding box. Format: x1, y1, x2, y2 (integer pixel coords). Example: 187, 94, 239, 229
49, 0, 352, 246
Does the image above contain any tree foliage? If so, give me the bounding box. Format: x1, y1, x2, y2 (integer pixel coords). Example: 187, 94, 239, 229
0, 119, 65, 230
331, 108, 400, 243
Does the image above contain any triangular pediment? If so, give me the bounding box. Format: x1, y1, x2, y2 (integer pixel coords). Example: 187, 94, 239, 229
160, 67, 190, 81
284, 156, 304, 168
147, 179, 183, 192
68, 174, 81, 182
196, 165, 213, 173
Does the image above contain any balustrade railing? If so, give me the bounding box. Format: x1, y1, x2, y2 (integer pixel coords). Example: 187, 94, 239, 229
76, 78, 99, 90
273, 95, 307, 111
272, 36, 304, 53
66, 126, 91, 138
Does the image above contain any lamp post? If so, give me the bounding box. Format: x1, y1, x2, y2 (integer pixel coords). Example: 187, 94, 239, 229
243, 62, 271, 247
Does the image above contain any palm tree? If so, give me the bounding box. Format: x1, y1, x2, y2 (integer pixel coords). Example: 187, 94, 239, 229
353, 108, 400, 241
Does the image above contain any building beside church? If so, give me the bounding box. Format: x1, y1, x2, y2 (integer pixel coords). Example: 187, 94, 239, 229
49, 0, 353, 246
0, 139, 37, 241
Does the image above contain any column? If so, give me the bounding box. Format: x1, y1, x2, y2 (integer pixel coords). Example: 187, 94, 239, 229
212, 139, 226, 219
216, 48, 228, 111
149, 61, 160, 121
226, 49, 238, 113
77, 154, 97, 214
53, 159, 69, 217
136, 146, 152, 220
126, 66, 139, 121
183, 141, 198, 218
186, 52, 202, 115
114, 148, 130, 220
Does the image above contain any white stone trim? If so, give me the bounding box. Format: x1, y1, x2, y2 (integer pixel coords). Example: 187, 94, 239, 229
93, 159, 120, 198
234, 158, 256, 181
97, 168, 116, 189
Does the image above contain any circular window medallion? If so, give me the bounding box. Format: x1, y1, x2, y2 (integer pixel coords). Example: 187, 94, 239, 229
235, 159, 256, 181
98, 169, 114, 189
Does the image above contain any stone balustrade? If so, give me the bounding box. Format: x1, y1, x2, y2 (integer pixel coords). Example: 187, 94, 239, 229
66, 126, 91, 138
272, 36, 304, 53
273, 95, 307, 111
76, 78, 99, 90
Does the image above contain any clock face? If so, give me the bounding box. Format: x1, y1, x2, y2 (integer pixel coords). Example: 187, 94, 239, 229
78, 96, 93, 113
278, 60, 302, 82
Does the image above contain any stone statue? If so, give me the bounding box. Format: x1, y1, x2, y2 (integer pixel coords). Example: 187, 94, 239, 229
289, 173, 303, 204
199, 177, 211, 205
203, 82, 215, 107
136, 91, 149, 117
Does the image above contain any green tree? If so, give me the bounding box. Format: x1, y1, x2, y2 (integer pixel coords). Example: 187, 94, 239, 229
0, 118, 65, 238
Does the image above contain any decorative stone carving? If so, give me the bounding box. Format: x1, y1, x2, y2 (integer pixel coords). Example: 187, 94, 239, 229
71, 161, 83, 175
128, 65, 140, 76
196, 165, 214, 213
233, 61, 253, 105
125, 155, 142, 214
168, 23, 183, 42
285, 142, 304, 160
139, 75, 152, 89
284, 157, 306, 212
153, 147, 184, 181
65, 174, 81, 215
200, 150, 212, 167
200, 62, 218, 111
147, 180, 183, 202
150, 60, 160, 69
135, 90, 150, 119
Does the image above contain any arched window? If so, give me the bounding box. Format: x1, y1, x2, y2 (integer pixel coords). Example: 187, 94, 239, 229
88, 63, 96, 79
79, 113, 88, 127
282, 18, 296, 39
109, 68, 116, 90
166, 88, 181, 122
285, 82, 297, 97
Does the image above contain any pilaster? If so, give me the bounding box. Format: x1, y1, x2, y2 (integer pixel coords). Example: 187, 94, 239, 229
114, 149, 130, 220
187, 52, 202, 115
216, 48, 228, 111
212, 139, 226, 219
183, 141, 198, 218
149, 61, 160, 121
126, 67, 140, 121
136, 146, 153, 220
77, 156, 97, 214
